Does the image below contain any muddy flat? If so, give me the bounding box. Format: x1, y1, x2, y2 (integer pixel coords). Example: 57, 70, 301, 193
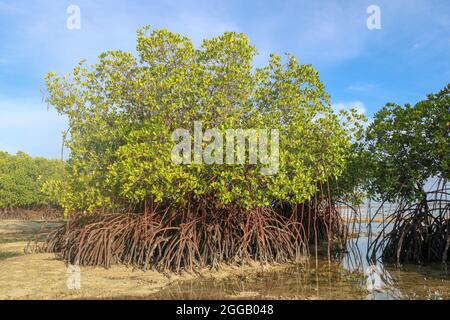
0, 220, 293, 299
1, 220, 448, 300
0, 220, 174, 299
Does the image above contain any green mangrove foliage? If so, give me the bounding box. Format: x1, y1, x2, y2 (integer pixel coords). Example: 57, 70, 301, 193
0, 151, 64, 209
366, 84, 449, 264
365, 84, 449, 202
45, 26, 362, 214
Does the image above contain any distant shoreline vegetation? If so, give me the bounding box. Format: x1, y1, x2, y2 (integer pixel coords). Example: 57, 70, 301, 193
0, 151, 63, 212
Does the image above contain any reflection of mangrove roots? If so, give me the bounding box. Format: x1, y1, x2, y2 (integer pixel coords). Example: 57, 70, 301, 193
42, 200, 345, 272
371, 182, 449, 265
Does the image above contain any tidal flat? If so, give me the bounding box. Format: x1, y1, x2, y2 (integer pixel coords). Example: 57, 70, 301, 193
0, 219, 448, 300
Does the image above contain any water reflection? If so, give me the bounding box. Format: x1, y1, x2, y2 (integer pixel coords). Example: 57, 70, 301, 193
342, 220, 448, 300
141, 219, 449, 300
343, 222, 390, 298
347, 239, 402, 299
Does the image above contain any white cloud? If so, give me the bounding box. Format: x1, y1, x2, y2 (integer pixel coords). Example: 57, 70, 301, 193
331, 100, 367, 115
331, 100, 373, 129
173, 11, 239, 46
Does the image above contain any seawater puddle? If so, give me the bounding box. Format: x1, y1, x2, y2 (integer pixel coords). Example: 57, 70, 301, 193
142, 262, 367, 300
144, 221, 450, 300
344, 237, 449, 299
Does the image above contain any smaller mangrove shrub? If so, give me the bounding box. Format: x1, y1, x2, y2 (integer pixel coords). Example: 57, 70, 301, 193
367, 84, 449, 264
43, 26, 363, 271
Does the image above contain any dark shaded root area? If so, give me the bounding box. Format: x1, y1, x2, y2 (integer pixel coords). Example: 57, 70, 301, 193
274, 201, 346, 246
371, 183, 450, 265
42, 202, 344, 272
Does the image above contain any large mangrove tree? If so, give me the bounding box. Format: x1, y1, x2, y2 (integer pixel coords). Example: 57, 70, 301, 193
44, 26, 362, 271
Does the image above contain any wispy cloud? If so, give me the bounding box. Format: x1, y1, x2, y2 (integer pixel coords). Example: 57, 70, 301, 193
332, 101, 367, 115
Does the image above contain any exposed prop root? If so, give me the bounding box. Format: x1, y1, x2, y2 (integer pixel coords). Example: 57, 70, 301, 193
370, 180, 449, 265
41, 198, 345, 272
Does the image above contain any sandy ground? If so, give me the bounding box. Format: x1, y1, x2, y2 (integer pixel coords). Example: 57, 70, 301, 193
0, 220, 291, 300
0, 242, 177, 299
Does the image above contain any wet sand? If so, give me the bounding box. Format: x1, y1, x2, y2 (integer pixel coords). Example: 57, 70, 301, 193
1, 219, 448, 300
0, 220, 298, 299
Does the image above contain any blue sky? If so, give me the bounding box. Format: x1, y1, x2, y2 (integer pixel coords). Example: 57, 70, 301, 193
0, 0, 449, 158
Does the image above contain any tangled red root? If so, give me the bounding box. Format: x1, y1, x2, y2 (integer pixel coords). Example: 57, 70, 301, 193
370, 182, 450, 265
42, 197, 345, 272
